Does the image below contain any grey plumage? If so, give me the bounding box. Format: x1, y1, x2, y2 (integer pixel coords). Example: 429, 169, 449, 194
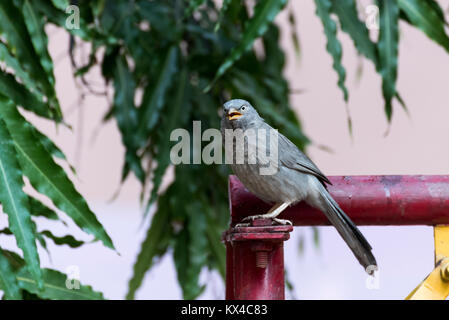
221, 99, 377, 274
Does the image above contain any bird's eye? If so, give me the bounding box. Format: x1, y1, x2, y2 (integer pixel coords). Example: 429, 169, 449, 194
241, 106, 246, 111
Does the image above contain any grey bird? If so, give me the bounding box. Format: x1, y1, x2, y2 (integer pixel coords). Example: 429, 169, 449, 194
221, 99, 377, 274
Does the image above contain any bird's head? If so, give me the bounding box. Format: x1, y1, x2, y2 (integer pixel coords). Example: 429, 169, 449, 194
222, 99, 260, 128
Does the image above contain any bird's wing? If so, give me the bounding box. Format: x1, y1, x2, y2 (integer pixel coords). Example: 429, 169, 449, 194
278, 132, 332, 185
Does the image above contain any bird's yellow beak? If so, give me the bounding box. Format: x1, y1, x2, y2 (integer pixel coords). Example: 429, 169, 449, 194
228, 108, 242, 121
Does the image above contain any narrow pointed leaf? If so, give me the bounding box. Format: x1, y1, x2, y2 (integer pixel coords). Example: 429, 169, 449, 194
112, 56, 144, 183
0, 228, 13, 235
315, 0, 348, 101
185, 0, 206, 17
127, 200, 171, 299
0, 249, 21, 300
377, 0, 399, 121
174, 202, 208, 299
426, 0, 448, 25
288, 8, 301, 59
17, 268, 104, 300
51, 0, 69, 11
332, 0, 407, 120
32, 126, 75, 173
40, 230, 84, 248
0, 70, 51, 119
0, 1, 56, 109
21, 0, 61, 117
1, 250, 25, 272
331, 0, 378, 65
21, 0, 61, 119
29, 197, 59, 221
0, 40, 42, 99
215, 0, 233, 32
22, 0, 56, 86
0, 98, 114, 249
398, 0, 449, 52
205, 209, 226, 279
136, 46, 177, 145
33, 0, 92, 40
145, 68, 188, 211
0, 118, 43, 289
206, 0, 287, 91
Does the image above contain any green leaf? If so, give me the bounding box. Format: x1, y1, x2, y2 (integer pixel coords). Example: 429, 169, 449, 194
136, 46, 178, 146
0, 98, 114, 249
112, 56, 144, 183
0, 117, 43, 289
126, 198, 171, 300
91, 0, 106, 18
40, 230, 84, 248
17, 268, 104, 300
33, 0, 93, 40
288, 8, 301, 59
21, 0, 61, 119
331, 0, 378, 65
29, 197, 59, 221
332, 0, 407, 119
312, 226, 320, 248
185, 0, 206, 17
0, 0, 56, 111
33, 127, 76, 175
0, 40, 42, 99
0, 250, 25, 271
145, 68, 188, 211
425, 0, 448, 25
205, 209, 225, 280
377, 0, 399, 121
0, 70, 51, 119
174, 202, 208, 300
0, 228, 13, 236
51, 0, 69, 11
206, 0, 287, 91
22, 0, 56, 86
0, 248, 21, 300
214, 0, 233, 32
398, 0, 449, 53
315, 0, 348, 101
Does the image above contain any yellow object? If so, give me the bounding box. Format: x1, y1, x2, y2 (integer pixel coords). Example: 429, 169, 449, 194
406, 225, 449, 300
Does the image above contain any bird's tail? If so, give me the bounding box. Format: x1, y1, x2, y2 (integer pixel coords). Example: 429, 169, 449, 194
316, 183, 377, 274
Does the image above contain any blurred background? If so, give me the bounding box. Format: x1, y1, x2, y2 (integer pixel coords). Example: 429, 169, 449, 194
1, 0, 449, 299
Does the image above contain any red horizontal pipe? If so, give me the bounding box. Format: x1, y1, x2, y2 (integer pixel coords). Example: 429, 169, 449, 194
229, 175, 449, 226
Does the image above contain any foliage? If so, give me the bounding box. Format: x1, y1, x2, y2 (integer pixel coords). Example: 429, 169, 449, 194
0, 0, 448, 300
0, 0, 113, 300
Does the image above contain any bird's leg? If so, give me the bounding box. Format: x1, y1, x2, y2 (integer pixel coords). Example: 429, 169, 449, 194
237, 202, 292, 226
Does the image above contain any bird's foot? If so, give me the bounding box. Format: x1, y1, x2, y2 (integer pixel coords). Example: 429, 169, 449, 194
235, 215, 260, 227
235, 222, 251, 227
236, 215, 292, 227
272, 218, 292, 226
241, 214, 266, 222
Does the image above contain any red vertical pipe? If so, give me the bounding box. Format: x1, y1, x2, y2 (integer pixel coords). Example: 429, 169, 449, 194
232, 241, 285, 300
225, 242, 235, 300
223, 222, 292, 300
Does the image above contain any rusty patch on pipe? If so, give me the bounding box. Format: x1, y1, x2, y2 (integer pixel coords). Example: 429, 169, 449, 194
380, 175, 402, 187
427, 182, 449, 199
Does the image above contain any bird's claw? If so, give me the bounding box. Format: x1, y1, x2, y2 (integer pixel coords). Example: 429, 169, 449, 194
242, 215, 261, 222
235, 222, 251, 227
237, 215, 292, 227
273, 218, 292, 226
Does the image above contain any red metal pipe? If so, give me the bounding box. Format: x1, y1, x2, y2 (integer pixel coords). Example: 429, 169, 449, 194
224, 175, 449, 300
229, 175, 449, 226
